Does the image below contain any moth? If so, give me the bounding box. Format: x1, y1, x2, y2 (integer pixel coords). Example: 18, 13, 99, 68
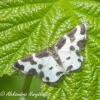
12, 23, 88, 84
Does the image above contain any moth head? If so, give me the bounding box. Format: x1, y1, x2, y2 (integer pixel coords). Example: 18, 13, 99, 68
48, 47, 58, 56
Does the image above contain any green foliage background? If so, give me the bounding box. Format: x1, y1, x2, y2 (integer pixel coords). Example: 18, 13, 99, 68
0, 75, 46, 100
0, 0, 100, 100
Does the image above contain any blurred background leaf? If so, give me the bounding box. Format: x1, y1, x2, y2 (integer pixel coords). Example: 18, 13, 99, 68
0, 75, 46, 100
0, 0, 100, 100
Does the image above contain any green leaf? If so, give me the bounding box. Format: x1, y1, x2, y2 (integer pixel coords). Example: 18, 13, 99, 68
0, 0, 100, 100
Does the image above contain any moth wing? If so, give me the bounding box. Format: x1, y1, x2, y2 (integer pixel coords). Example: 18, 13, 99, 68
12, 52, 64, 83
58, 50, 84, 73
12, 51, 49, 77
40, 56, 64, 83
56, 23, 88, 51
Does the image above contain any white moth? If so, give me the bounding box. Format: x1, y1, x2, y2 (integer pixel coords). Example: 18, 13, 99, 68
12, 23, 88, 84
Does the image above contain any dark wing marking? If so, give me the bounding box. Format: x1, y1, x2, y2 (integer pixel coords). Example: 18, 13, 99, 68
35, 51, 49, 58
56, 37, 66, 49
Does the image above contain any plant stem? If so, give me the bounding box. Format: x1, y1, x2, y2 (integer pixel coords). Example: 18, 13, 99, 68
19, 76, 33, 100
22, 76, 33, 94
